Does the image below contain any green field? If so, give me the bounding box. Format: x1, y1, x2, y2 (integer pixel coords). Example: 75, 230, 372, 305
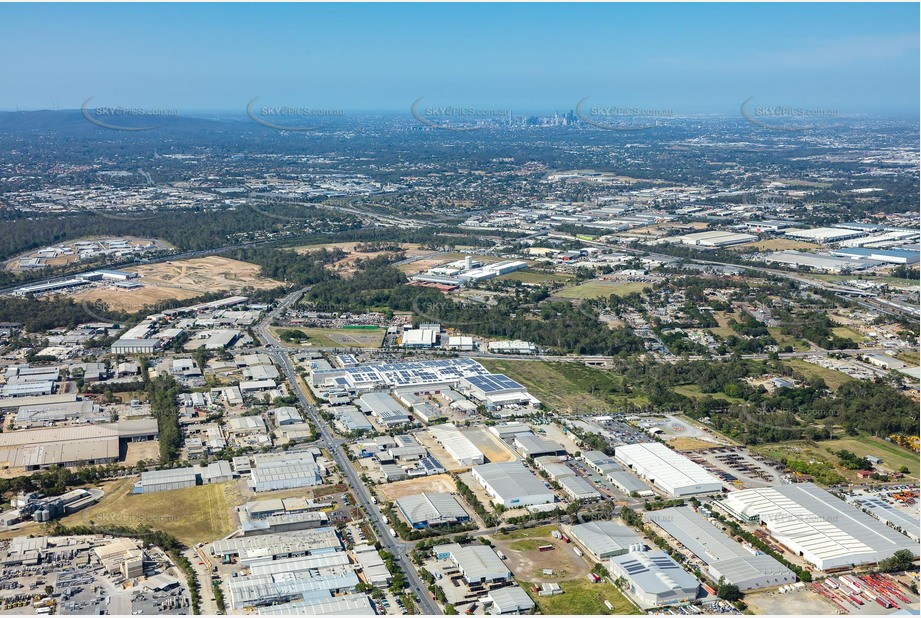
895, 351, 920, 366
497, 269, 574, 284
521, 578, 640, 615
507, 538, 546, 551
831, 327, 867, 343
785, 359, 854, 391
556, 280, 651, 300
754, 435, 919, 481
477, 360, 641, 413
495, 524, 558, 541
672, 384, 745, 403
767, 328, 811, 352
270, 325, 384, 348
60, 478, 241, 546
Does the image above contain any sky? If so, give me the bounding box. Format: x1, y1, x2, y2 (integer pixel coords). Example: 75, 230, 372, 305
0, 3, 918, 116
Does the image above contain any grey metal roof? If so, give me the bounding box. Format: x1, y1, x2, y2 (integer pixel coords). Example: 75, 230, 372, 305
472, 462, 550, 502
609, 550, 699, 597
397, 492, 469, 525
570, 521, 644, 558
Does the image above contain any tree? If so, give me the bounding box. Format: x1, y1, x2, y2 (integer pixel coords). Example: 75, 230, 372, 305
878, 549, 914, 573
716, 581, 743, 602
899, 466, 910, 474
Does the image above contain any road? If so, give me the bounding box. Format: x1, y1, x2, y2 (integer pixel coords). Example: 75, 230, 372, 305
254, 289, 441, 615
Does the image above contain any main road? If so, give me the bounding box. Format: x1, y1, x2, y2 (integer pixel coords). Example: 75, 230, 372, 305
254, 289, 441, 615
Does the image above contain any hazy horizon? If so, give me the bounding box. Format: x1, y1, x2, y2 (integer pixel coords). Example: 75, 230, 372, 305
1, 3, 918, 116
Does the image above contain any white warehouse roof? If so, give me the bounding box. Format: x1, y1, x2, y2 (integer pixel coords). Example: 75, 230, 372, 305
614, 442, 723, 497
717, 483, 919, 570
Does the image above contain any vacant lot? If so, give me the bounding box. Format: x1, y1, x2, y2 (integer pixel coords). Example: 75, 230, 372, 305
61, 477, 242, 545
668, 437, 722, 451
477, 360, 623, 413
522, 578, 640, 615
735, 238, 821, 251
673, 384, 745, 404
896, 351, 920, 366
376, 474, 457, 502
831, 326, 867, 343
556, 279, 651, 300
137, 256, 284, 292
461, 426, 517, 463
785, 359, 854, 391
492, 525, 592, 582
72, 285, 201, 313
754, 435, 918, 481
270, 326, 384, 348
496, 269, 574, 285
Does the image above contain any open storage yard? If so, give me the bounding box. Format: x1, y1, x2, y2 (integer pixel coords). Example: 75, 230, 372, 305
376, 474, 457, 501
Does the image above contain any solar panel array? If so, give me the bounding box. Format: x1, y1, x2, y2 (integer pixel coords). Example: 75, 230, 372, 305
463, 373, 525, 393
316, 358, 491, 388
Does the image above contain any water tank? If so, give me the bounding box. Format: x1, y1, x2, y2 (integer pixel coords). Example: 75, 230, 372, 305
628, 543, 645, 553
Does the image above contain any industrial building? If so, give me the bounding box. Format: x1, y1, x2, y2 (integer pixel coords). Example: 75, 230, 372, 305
110, 338, 162, 354
762, 250, 879, 273
357, 392, 412, 427
258, 593, 375, 615
137, 468, 199, 493
486, 586, 536, 614
396, 492, 471, 528
514, 433, 566, 458
614, 442, 723, 497
470, 461, 555, 508
446, 336, 475, 351
14, 400, 106, 428
717, 483, 919, 570
250, 458, 322, 492
458, 374, 539, 409
334, 407, 373, 433
608, 549, 701, 609
830, 247, 920, 264
0, 418, 158, 472
558, 475, 601, 501
674, 230, 758, 247
649, 507, 796, 590
569, 521, 645, 560
785, 227, 866, 243
310, 357, 492, 391
427, 423, 485, 466
486, 340, 538, 355
432, 543, 511, 584
606, 470, 655, 497
849, 496, 920, 542
211, 528, 342, 565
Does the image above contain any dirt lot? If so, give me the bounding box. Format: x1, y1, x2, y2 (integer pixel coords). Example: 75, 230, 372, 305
122, 440, 160, 466
461, 426, 517, 463
745, 588, 838, 615
414, 431, 472, 472
292, 242, 430, 277
491, 525, 590, 583
667, 436, 723, 451
376, 474, 457, 501
135, 256, 283, 292
71, 256, 283, 312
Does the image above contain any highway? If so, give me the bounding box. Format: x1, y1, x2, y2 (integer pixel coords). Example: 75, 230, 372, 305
253, 289, 442, 615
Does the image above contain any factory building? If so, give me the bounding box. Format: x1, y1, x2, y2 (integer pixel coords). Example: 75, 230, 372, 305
514, 433, 566, 458
608, 549, 701, 609
396, 492, 471, 528
258, 593, 375, 616
716, 483, 919, 570
110, 338, 162, 355
675, 230, 758, 247
785, 227, 866, 243
428, 423, 485, 466
614, 443, 723, 497
251, 459, 322, 492
558, 475, 601, 501
486, 586, 536, 615
830, 247, 920, 264
470, 462, 555, 508
357, 392, 412, 427
569, 521, 645, 560
137, 468, 199, 494
212, 528, 342, 565
432, 543, 511, 584
606, 470, 655, 497
649, 507, 796, 591
458, 374, 540, 409
486, 340, 538, 355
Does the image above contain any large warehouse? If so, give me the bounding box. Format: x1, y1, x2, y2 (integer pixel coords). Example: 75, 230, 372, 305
470, 461, 555, 508
396, 492, 471, 529
432, 543, 510, 585
569, 521, 645, 560
427, 423, 484, 466
608, 549, 701, 609
649, 507, 796, 590
785, 227, 866, 243
614, 443, 723, 497
357, 392, 412, 428
717, 483, 919, 570
457, 374, 540, 410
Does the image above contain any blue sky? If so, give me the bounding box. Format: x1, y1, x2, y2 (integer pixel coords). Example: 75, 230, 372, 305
1, 3, 918, 115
